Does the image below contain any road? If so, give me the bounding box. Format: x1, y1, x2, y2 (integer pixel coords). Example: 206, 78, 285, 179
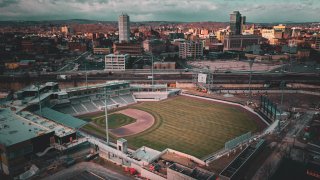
44, 162, 132, 180
1, 70, 319, 84
252, 111, 316, 180
58, 51, 89, 72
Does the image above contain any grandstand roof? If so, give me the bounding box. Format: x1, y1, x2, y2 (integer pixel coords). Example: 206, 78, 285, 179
0, 108, 52, 147
17, 82, 58, 93
35, 107, 87, 129
66, 81, 130, 92
19, 110, 75, 137
220, 139, 265, 179
28, 92, 52, 104
131, 84, 167, 89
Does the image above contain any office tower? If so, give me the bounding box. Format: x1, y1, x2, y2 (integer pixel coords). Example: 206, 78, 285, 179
230, 11, 245, 35
118, 13, 130, 43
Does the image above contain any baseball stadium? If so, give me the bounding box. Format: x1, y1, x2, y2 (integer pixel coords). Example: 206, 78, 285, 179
51, 80, 266, 159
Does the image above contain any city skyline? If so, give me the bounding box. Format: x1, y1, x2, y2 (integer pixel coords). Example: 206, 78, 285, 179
0, 0, 319, 23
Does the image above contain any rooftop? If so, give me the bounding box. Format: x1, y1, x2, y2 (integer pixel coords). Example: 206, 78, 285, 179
0, 108, 52, 147
19, 110, 75, 137
169, 163, 215, 180
132, 146, 161, 163
131, 84, 167, 89
17, 82, 58, 93
28, 92, 52, 104
117, 138, 127, 143
105, 54, 129, 57
66, 81, 130, 92
34, 107, 87, 129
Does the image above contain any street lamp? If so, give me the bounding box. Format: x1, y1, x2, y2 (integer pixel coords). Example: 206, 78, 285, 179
293, 135, 296, 147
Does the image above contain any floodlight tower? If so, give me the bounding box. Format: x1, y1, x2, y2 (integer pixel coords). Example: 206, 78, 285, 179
85, 64, 88, 89
36, 83, 42, 116
280, 80, 286, 108
248, 59, 254, 104
146, 52, 154, 92
151, 54, 154, 92
104, 87, 109, 144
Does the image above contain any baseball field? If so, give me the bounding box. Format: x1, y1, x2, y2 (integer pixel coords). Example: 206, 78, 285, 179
81, 95, 262, 158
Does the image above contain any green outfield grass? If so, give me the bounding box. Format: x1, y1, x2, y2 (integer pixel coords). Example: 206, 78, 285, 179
81, 96, 260, 158
124, 96, 259, 158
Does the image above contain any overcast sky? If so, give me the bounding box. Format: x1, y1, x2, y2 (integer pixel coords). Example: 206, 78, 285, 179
0, 0, 319, 22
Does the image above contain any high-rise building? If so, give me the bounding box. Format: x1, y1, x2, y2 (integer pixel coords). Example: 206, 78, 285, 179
179, 41, 203, 59
118, 14, 130, 43
230, 11, 246, 35
105, 54, 129, 71
113, 42, 143, 56
223, 35, 261, 51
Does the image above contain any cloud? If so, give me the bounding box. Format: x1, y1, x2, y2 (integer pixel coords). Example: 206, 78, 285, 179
300, 0, 314, 6
0, 0, 20, 7
0, 0, 319, 22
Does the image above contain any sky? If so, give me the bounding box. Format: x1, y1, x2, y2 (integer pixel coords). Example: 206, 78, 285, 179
0, 0, 319, 23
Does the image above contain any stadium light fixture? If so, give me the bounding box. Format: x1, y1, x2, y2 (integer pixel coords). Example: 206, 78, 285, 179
36, 83, 42, 116
248, 59, 254, 104
104, 87, 109, 144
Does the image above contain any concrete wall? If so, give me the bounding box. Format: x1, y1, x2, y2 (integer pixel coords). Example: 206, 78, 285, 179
167, 167, 194, 180
218, 89, 320, 96
133, 92, 168, 100
141, 168, 167, 180
1, 162, 9, 175
131, 163, 142, 173
176, 82, 195, 89
215, 84, 264, 88
167, 149, 206, 166
289, 83, 320, 89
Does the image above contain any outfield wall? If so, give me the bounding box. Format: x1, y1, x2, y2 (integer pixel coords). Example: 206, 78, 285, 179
218, 89, 320, 96
176, 82, 195, 88
133, 92, 168, 101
